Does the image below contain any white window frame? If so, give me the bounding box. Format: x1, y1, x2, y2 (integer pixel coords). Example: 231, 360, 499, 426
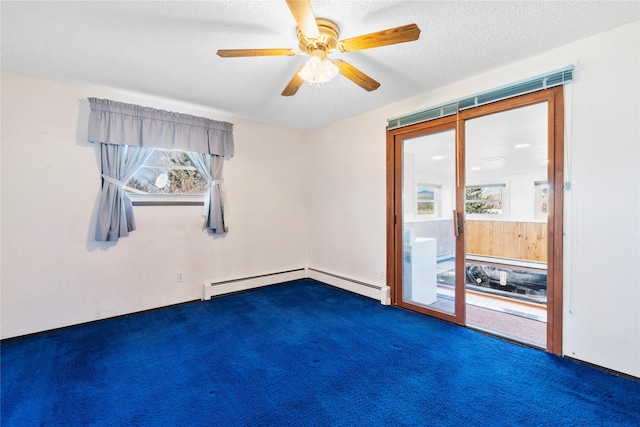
125, 148, 206, 205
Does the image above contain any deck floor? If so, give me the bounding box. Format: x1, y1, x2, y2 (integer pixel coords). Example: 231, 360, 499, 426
432, 258, 547, 348
466, 292, 546, 348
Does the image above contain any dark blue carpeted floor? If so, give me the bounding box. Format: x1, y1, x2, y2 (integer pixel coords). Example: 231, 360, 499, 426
2, 279, 639, 426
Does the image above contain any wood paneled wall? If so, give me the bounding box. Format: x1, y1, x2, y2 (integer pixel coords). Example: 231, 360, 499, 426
465, 220, 547, 263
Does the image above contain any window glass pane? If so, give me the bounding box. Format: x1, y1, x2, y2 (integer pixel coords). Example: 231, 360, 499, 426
417, 201, 435, 215
535, 182, 549, 219
465, 186, 503, 214
416, 184, 439, 216
127, 150, 208, 195
145, 149, 177, 166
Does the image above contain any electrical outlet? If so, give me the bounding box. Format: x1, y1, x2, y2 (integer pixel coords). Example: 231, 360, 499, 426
177, 272, 184, 283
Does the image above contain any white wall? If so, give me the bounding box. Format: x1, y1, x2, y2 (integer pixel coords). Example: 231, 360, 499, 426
0, 72, 308, 339
307, 21, 639, 377
307, 118, 389, 286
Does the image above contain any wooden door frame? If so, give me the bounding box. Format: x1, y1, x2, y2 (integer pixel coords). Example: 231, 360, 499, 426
386, 86, 564, 355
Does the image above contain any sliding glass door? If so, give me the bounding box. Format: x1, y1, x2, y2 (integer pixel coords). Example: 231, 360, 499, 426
387, 87, 564, 354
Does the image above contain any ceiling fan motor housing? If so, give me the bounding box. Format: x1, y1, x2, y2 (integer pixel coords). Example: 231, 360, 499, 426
297, 18, 339, 59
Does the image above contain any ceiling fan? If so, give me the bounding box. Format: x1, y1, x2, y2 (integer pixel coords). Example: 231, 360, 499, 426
216, 0, 421, 96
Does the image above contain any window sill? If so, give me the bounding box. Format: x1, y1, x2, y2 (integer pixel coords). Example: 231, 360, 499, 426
129, 194, 205, 206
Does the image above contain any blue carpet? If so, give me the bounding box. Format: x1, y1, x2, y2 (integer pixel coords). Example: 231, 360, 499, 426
2, 279, 639, 426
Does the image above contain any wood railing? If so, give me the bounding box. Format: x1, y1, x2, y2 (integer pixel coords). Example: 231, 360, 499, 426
465, 220, 547, 263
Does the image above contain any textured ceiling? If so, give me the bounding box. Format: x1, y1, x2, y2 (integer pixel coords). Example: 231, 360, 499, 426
2, 1, 639, 131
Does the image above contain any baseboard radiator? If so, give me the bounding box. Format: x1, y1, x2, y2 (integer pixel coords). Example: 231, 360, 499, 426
307, 268, 390, 305
203, 268, 390, 305
203, 269, 307, 300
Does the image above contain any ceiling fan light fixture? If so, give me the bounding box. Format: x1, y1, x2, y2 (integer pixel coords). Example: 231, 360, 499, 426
298, 56, 339, 84
217, 1, 420, 96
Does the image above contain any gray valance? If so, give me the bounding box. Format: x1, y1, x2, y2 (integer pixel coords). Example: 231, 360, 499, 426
87, 98, 234, 157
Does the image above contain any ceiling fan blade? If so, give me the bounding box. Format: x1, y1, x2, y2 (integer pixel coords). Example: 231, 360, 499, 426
217, 48, 298, 58
285, 0, 320, 39
334, 60, 380, 92
337, 23, 421, 52
281, 65, 306, 96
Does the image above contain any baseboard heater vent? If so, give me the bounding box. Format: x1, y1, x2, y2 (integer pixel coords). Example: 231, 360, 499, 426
308, 268, 390, 305
203, 269, 306, 300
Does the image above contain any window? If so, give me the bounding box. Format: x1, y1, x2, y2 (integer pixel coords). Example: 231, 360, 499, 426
416, 183, 441, 217
465, 184, 505, 215
535, 181, 549, 220
125, 149, 207, 201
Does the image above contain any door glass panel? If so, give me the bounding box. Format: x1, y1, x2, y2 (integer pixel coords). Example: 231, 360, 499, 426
464, 102, 548, 347
402, 129, 457, 314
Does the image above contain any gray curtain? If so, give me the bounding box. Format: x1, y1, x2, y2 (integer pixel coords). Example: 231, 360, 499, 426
88, 97, 234, 241
96, 144, 154, 241
189, 153, 227, 234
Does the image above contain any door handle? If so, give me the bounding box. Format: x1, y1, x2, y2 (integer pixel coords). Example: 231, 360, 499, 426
453, 210, 463, 236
